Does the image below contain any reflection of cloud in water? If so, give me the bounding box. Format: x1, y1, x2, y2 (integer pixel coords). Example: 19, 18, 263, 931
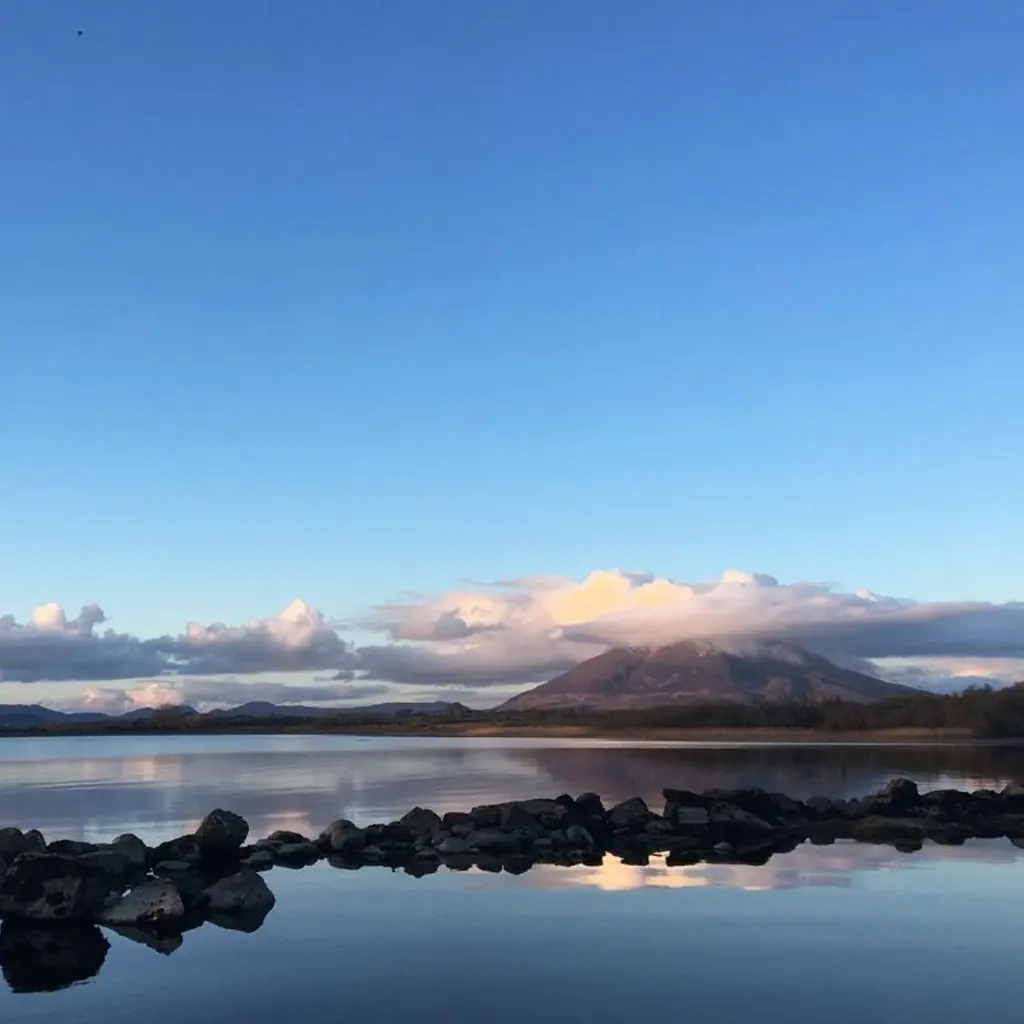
510, 839, 1024, 893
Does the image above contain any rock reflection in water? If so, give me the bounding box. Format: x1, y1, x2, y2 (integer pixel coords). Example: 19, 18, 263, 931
0, 922, 110, 994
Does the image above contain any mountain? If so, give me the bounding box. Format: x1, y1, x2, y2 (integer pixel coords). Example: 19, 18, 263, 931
0, 700, 469, 729
500, 640, 920, 711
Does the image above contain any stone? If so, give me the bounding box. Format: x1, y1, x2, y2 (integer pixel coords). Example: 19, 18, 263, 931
671, 806, 710, 828
713, 842, 735, 856
193, 809, 249, 854
608, 797, 651, 831
319, 820, 365, 854
77, 848, 137, 878
564, 825, 595, 849
0, 828, 28, 861
468, 804, 502, 828
469, 830, 521, 854
866, 778, 921, 816
240, 850, 275, 871
111, 834, 149, 870
0, 853, 115, 921
150, 837, 202, 865
100, 878, 185, 928
514, 799, 568, 827
499, 805, 544, 836
363, 822, 414, 847
46, 840, 97, 857
266, 841, 321, 867
644, 816, 676, 837
22, 831, 47, 855
437, 836, 474, 856
197, 870, 275, 920
400, 807, 443, 838
708, 804, 775, 840
0, 921, 110, 994
441, 812, 474, 829
804, 796, 842, 821
265, 830, 309, 844
1000, 781, 1024, 808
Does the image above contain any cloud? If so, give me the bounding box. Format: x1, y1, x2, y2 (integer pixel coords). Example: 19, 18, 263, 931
358, 569, 1024, 689
3, 570, 1023, 693
66, 677, 395, 714
0, 599, 347, 682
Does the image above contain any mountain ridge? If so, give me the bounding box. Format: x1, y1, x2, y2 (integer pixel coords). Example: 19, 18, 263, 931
501, 639, 920, 711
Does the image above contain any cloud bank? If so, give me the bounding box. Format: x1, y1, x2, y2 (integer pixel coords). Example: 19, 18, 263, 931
2, 571, 1023, 706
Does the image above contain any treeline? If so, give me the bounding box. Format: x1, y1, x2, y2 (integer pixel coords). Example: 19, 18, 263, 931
6, 683, 1024, 738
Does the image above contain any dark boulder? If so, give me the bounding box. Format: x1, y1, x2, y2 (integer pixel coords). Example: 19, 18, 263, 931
468, 804, 502, 828
99, 878, 185, 929
150, 836, 202, 866
46, 840, 97, 857
400, 807, 443, 838
111, 834, 149, 871
864, 778, 921, 817
193, 810, 249, 854
608, 797, 651, 832
469, 830, 522, 855
499, 805, 544, 836
195, 871, 275, 932
0, 854, 115, 921
265, 830, 310, 844
319, 820, 365, 854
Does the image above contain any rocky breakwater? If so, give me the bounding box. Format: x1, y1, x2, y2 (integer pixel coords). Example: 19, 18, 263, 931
2, 778, 1024, 946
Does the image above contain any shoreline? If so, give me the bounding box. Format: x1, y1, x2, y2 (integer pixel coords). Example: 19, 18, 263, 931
0, 724, 987, 743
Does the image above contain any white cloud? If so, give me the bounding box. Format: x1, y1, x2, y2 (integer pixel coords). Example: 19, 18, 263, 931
2, 569, 1023, 695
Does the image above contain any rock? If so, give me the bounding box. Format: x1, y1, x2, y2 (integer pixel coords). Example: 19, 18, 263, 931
708, 804, 775, 840
319, 820, 365, 854
100, 878, 185, 928
713, 842, 735, 856
150, 837, 202, 865
437, 836, 473, 856
608, 797, 651, 831
475, 855, 504, 874
499, 805, 544, 836
363, 822, 414, 847
264, 841, 321, 867
0, 828, 28, 861
701, 788, 803, 826
469, 830, 521, 854
400, 807, 442, 838
265, 830, 309, 844
23, 830, 47, 854
47, 840, 97, 857
111, 834, 149, 870
197, 870, 275, 920
866, 778, 921, 816
804, 796, 842, 821
77, 848, 137, 878
193, 809, 249, 854
1001, 781, 1024, 808
240, 850, 276, 871
0, 921, 110, 994
468, 804, 502, 828
671, 806, 710, 828
644, 816, 676, 837
848, 816, 932, 844
441, 811, 474, 829
564, 825, 595, 849
513, 799, 568, 828
0, 853, 115, 921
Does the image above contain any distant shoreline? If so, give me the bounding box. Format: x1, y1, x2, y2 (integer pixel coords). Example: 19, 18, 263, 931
0, 723, 987, 743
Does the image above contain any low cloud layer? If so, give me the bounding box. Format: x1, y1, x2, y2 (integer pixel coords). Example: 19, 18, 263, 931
3, 570, 1023, 706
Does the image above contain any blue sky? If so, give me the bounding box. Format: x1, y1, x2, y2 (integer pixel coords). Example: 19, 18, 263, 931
2, 2, 1022, 708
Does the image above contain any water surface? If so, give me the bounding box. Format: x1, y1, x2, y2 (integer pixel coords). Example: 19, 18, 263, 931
2, 736, 1023, 1022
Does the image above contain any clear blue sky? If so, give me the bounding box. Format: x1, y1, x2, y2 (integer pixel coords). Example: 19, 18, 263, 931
3, 0, 1022, 637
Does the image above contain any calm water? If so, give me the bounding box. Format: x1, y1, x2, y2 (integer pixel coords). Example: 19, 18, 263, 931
2, 735, 1024, 1022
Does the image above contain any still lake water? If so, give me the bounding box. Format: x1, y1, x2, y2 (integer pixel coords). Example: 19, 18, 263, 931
2, 735, 1024, 1022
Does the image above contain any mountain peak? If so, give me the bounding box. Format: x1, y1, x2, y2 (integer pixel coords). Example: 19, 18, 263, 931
501, 639, 916, 711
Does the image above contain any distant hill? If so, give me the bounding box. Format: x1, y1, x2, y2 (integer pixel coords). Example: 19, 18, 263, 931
500, 640, 920, 711
0, 700, 468, 729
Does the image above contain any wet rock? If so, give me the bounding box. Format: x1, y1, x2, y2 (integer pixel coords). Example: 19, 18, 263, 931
111, 834, 149, 870
196, 870, 275, 924
1001, 781, 1024, 809
469, 830, 521, 855
363, 822, 414, 847
77, 848, 137, 878
240, 850, 275, 871
0, 854, 115, 921
437, 836, 473, 856
319, 820, 365, 854
263, 841, 321, 867
713, 841, 735, 856
194, 810, 249, 854
0, 920, 110, 993
100, 878, 185, 928
265, 830, 309, 844
513, 799, 568, 829
644, 816, 676, 838
0, 828, 29, 861
804, 796, 842, 821
672, 806, 711, 829
702, 788, 804, 826
499, 805, 544, 836
469, 804, 502, 828
23, 831, 47, 855
151, 836, 202, 866
708, 804, 775, 841
608, 797, 651, 831
400, 807, 442, 838
47, 840, 97, 857
565, 825, 595, 849
441, 811, 474, 829
865, 778, 921, 817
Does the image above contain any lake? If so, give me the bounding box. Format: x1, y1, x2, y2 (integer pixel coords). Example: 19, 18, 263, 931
2, 735, 1024, 1022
